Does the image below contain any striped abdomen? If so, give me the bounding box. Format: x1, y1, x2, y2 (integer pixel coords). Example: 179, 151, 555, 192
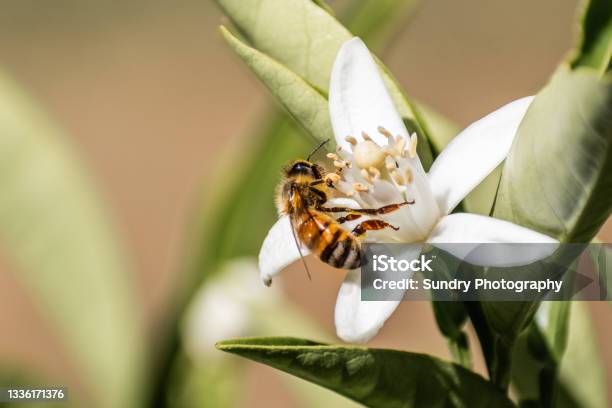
293, 210, 363, 269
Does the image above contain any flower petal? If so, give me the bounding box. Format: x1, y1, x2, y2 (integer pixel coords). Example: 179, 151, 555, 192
183, 258, 280, 361
428, 96, 534, 215
329, 37, 408, 152
258, 215, 309, 286
427, 213, 558, 267
334, 244, 422, 343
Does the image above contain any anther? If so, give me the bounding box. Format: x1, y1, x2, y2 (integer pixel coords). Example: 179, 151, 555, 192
377, 126, 393, 139
334, 160, 349, 168
326, 153, 339, 161
396, 137, 406, 156
325, 173, 341, 184
361, 131, 372, 142
344, 135, 357, 145
409, 133, 418, 158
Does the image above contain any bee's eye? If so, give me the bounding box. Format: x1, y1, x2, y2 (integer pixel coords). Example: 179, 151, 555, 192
289, 162, 312, 176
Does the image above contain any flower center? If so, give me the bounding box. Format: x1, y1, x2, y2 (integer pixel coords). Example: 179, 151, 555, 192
326, 127, 440, 243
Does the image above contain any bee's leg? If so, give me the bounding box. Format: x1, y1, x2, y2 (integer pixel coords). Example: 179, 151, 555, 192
320, 200, 414, 215
352, 219, 399, 237
309, 179, 324, 187
336, 213, 362, 224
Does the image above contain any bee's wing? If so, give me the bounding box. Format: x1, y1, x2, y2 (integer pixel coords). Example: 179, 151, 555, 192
288, 210, 312, 281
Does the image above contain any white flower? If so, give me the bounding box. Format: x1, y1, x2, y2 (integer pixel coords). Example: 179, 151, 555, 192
258, 37, 558, 343
182, 258, 280, 361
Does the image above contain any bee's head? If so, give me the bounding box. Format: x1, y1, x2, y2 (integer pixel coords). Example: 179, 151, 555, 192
285, 160, 322, 180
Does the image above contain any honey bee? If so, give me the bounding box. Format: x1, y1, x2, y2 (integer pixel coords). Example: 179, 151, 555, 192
276, 142, 411, 272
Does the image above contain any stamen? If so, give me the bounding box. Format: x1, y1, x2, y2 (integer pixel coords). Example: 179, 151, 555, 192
353, 183, 369, 192
385, 157, 396, 170
396, 137, 406, 157
334, 160, 350, 168
377, 126, 393, 139
344, 135, 357, 145
361, 131, 372, 142
409, 133, 418, 158
405, 168, 414, 184
326, 153, 339, 161
391, 170, 404, 185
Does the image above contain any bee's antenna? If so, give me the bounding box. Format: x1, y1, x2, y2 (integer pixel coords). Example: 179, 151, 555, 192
307, 139, 330, 161
288, 217, 312, 282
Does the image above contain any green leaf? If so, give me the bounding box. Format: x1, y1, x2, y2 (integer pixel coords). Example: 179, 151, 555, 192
556, 302, 607, 408
216, 0, 435, 160
570, 0, 612, 73
0, 73, 144, 406
587, 241, 612, 304
221, 26, 334, 144
511, 303, 607, 408
217, 337, 514, 408
493, 67, 612, 243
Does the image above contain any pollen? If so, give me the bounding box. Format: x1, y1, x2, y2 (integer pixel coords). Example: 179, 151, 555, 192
344, 135, 357, 145
325, 173, 341, 184
408, 133, 418, 158
353, 140, 386, 169
377, 126, 393, 139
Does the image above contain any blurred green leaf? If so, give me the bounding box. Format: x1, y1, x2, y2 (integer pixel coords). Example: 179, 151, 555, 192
217, 337, 514, 408
570, 0, 612, 74
341, 0, 418, 52
534, 302, 571, 362
0, 73, 144, 407
221, 26, 334, 143
192, 116, 310, 275
556, 302, 607, 408
591, 243, 612, 303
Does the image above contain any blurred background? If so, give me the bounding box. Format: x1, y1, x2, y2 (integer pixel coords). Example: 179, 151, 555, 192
0, 0, 610, 407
